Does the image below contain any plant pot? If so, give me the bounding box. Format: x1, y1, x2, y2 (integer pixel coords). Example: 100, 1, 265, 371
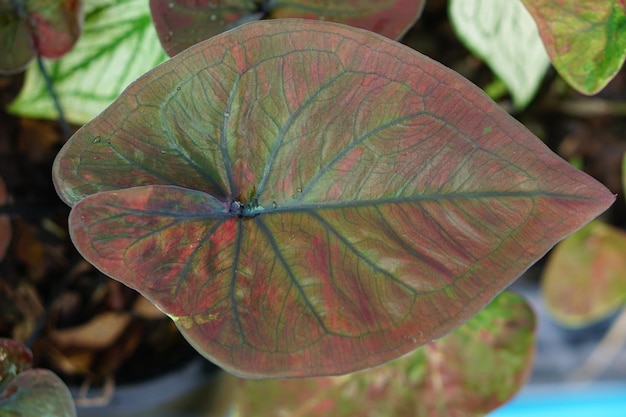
72, 356, 234, 417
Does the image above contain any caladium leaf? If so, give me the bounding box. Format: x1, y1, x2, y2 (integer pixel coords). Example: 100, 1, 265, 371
53, 19, 614, 378
149, 0, 261, 57
0, 339, 33, 381
542, 221, 626, 327
0, 0, 82, 75
234, 291, 535, 417
8, 0, 167, 125
267, 0, 424, 40
449, 0, 550, 109
522, 0, 626, 95
0, 370, 76, 417
0, 177, 11, 261
0, 339, 76, 417
151, 0, 424, 56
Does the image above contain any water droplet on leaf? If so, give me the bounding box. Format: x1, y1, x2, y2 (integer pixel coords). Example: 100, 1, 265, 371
92, 136, 101, 143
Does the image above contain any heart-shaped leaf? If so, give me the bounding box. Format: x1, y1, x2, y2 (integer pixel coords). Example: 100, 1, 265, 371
0, 369, 76, 417
542, 221, 626, 327
149, 0, 262, 57
53, 20, 614, 378
449, 0, 550, 108
0, 177, 11, 261
521, 0, 626, 95
151, 0, 424, 56
234, 290, 535, 417
0, 0, 83, 74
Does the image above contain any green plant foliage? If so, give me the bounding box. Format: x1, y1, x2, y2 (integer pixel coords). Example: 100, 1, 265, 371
151, 0, 425, 56
53, 20, 613, 378
0, 339, 76, 417
448, 0, 550, 109
0, 0, 83, 74
522, 0, 626, 95
542, 221, 626, 327
233, 291, 535, 417
8, 0, 167, 124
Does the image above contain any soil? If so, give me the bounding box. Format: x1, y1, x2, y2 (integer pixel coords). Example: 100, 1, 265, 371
1, 0, 625, 391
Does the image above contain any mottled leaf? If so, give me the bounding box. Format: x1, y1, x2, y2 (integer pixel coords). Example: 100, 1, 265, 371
53, 20, 614, 378
8, 0, 167, 124
0, 177, 11, 261
150, 0, 261, 57
151, 0, 424, 57
0, 369, 76, 417
542, 221, 626, 327
268, 0, 424, 40
449, 0, 550, 108
0, 339, 33, 382
0, 0, 82, 75
522, 0, 626, 95
234, 291, 535, 417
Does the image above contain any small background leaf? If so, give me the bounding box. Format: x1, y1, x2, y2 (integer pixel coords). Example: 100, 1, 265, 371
27, 0, 83, 59
0, 339, 33, 381
268, 0, 424, 40
522, 0, 626, 95
150, 0, 261, 57
0, 369, 76, 417
449, 0, 550, 108
542, 220, 626, 326
233, 291, 536, 417
0, 1, 33, 75
8, 0, 167, 125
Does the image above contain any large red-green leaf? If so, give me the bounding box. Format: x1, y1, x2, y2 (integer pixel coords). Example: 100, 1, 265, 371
542, 221, 626, 327
0, 339, 76, 417
150, 0, 424, 56
0, 0, 83, 74
234, 291, 535, 416
53, 20, 614, 378
149, 0, 261, 57
521, 0, 626, 95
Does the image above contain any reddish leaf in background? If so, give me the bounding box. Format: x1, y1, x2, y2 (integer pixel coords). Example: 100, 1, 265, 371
0, 338, 76, 417
268, 0, 424, 40
53, 20, 614, 378
542, 221, 626, 327
522, 0, 626, 94
0, 0, 83, 74
0, 177, 11, 261
234, 291, 535, 417
151, 0, 424, 56
150, 0, 261, 57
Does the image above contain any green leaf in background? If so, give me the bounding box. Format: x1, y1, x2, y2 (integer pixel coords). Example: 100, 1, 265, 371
0, 370, 76, 417
522, 0, 626, 95
233, 291, 535, 417
542, 221, 626, 327
449, 0, 550, 109
0, 339, 76, 417
0, 0, 83, 75
8, 0, 168, 125
53, 19, 612, 378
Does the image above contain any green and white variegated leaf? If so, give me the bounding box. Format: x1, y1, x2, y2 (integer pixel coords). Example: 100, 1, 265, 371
8, 0, 168, 125
449, 0, 550, 109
